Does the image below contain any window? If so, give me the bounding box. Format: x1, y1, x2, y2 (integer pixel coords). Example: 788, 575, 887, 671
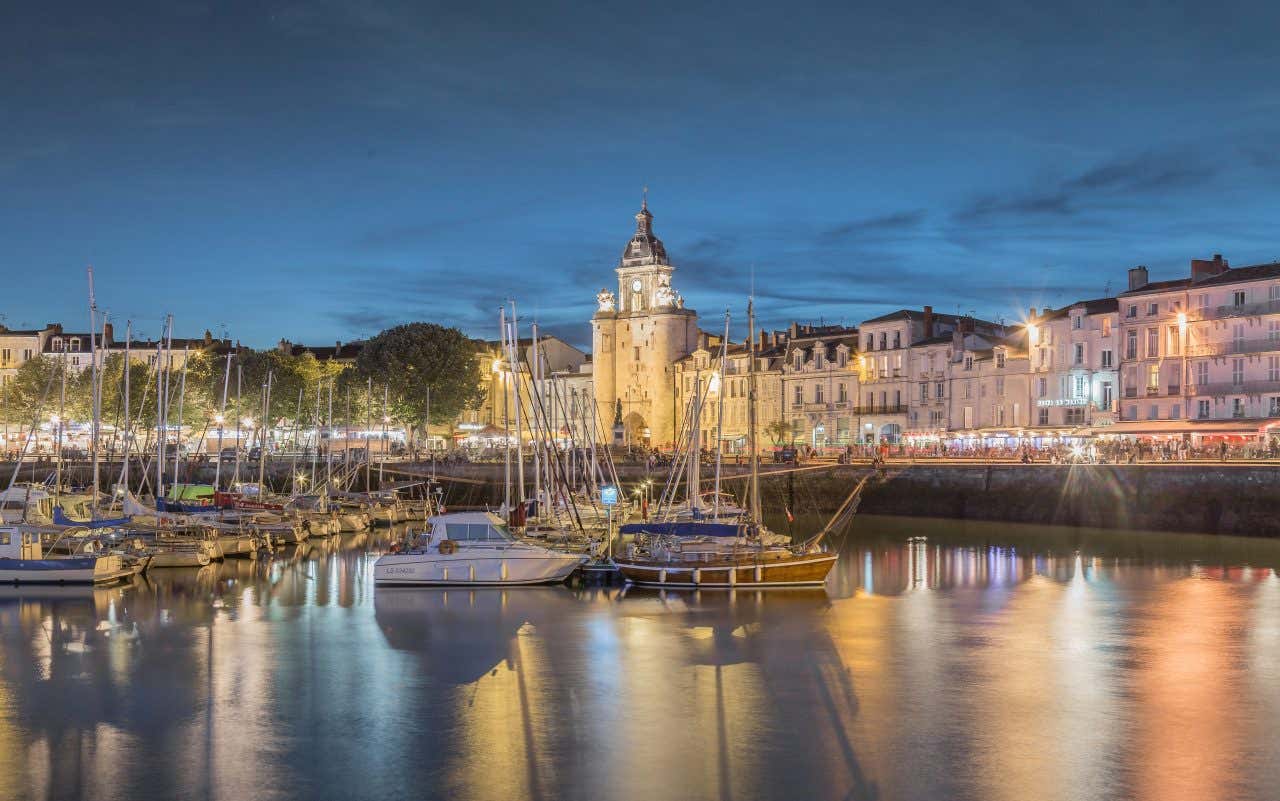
1233, 291, 1246, 308
69, 339, 81, 352
964, 382, 972, 399
920, 383, 928, 401
1147, 302, 1159, 316
794, 351, 803, 370
1101, 381, 1113, 410
1038, 408, 1049, 425
1232, 358, 1244, 385
1148, 364, 1159, 390
1066, 407, 1085, 425
865, 336, 874, 351
1101, 317, 1112, 337
1149, 404, 1159, 420
838, 383, 847, 402
1126, 404, 1137, 420
935, 381, 944, 399
633, 347, 640, 362
995, 352, 1006, 368
865, 392, 874, 411
51, 337, 62, 351
1146, 328, 1159, 358
1271, 397, 1280, 416
1038, 377, 1047, 397
815, 350, 824, 369
1171, 404, 1180, 420
1198, 400, 1210, 419
1270, 321, 1280, 342
837, 351, 847, 368
1074, 375, 1087, 398
1233, 398, 1245, 418
1126, 330, 1138, 359
815, 384, 824, 404
1126, 304, 1137, 319
994, 405, 1005, 425
879, 333, 887, 350
1197, 294, 1209, 313
893, 332, 901, 348
893, 390, 901, 407
995, 377, 1005, 396
1166, 325, 1180, 356
1072, 315, 1082, 330
22, 349, 32, 361
1195, 361, 1208, 387
1074, 343, 1085, 365
1101, 349, 1113, 368
964, 356, 973, 371
793, 385, 802, 406
1270, 356, 1280, 382
1232, 324, 1245, 351
0, 348, 9, 364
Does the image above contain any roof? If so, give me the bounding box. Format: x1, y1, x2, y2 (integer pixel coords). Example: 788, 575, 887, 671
910, 334, 954, 347
1120, 261, 1280, 296
619, 201, 669, 268
861, 308, 1001, 329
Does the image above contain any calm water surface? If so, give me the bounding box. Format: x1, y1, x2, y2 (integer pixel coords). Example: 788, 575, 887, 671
2, 516, 1279, 801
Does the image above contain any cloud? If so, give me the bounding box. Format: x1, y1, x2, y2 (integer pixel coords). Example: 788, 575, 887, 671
820, 209, 927, 241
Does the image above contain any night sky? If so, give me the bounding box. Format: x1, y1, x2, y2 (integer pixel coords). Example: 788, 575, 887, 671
4, 1, 1278, 348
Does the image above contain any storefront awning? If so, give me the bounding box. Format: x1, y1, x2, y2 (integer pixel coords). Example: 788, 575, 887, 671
1094, 420, 1266, 437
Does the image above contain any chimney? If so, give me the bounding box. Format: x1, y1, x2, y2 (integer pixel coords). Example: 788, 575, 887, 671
1128, 265, 1149, 291
789, 321, 799, 339
103, 322, 114, 346
48, 323, 63, 334
1191, 254, 1229, 283
923, 305, 934, 338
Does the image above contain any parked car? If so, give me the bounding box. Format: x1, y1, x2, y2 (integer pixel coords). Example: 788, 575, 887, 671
774, 446, 797, 464
219, 447, 238, 462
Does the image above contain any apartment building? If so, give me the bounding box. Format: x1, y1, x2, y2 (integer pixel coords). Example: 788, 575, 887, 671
1026, 298, 1120, 433
780, 323, 859, 450
1116, 255, 1280, 441
674, 330, 784, 453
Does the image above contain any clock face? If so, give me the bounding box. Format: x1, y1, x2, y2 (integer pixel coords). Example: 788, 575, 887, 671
631, 278, 643, 292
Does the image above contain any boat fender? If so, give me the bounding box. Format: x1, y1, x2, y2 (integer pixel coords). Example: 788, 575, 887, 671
693, 568, 701, 585
438, 540, 457, 555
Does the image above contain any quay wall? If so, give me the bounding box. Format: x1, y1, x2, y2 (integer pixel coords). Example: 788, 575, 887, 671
417, 462, 1280, 538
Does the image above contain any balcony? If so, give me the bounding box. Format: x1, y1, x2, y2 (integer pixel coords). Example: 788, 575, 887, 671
852, 404, 908, 415
1189, 298, 1280, 322
1186, 336, 1280, 358
1188, 379, 1280, 396
1145, 386, 1159, 397
801, 402, 833, 412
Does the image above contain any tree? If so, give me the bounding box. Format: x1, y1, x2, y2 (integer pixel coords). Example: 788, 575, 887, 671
355, 323, 486, 439
764, 419, 799, 447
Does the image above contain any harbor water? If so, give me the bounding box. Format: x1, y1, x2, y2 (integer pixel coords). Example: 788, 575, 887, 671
2, 515, 1279, 801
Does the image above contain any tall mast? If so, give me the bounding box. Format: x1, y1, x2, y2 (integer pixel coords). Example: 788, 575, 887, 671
713, 308, 730, 518
748, 297, 761, 524
379, 384, 388, 487
122, 321, 131, 495
55, 342, 66, 502
233, 363, 242, 488
310, 380, 321, 488
290, 386, 303, 496
688, 373, 701, 511
531, 321, 542, 512
171, 348, 188, 488
509, 301, 525, 504
500, 306, 511, 512
258, 371, 273, 494
213, 352, 231, 491
86, 268, 99, 515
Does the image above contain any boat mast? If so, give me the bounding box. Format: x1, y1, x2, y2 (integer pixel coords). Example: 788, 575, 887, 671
290, 386, 303, 496
213, 352, 231, 491
55, 340, 66, 503
122, 321, 131, 497
87, 267, 100, 515
509, 301, 525, 505
171, 348, 188, 489
500, 306, 511, 512
309, 379, 321, 489
531, 321, 542, 513
379, 384, 388, 487
713, 308, 729, 518
748, 297, 761, 525
258, 371, 273, 495
233, 363, 243, 488
688, 373, 700, 512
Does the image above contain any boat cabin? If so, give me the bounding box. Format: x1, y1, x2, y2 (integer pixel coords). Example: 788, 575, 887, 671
0, 527, 43, 560
424, 512, 515, 546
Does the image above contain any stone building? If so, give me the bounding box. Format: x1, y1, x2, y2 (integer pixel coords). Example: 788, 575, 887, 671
779, 324, 860, 450
673, 331, 785, 454
591, 200, 699, 448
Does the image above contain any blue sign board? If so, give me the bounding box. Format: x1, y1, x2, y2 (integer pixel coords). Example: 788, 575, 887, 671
600, 485, 620, 506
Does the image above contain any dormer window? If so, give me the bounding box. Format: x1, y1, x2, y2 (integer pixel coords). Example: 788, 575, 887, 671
893, 332, 901, 348
837, 350, 847, 368
879, 332, 887, 350
995, 351, 1006, 368
51, 337, 63, 352
793, 350, 803, 370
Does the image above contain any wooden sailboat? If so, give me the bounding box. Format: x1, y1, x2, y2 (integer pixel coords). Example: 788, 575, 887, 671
613, 299, 866, 589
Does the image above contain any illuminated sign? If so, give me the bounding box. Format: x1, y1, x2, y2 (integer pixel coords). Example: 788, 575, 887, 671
600, 485, 620, 506
1036, 398, 1089, 407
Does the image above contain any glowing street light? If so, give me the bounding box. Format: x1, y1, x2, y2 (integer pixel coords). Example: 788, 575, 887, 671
214, 413, 225, 426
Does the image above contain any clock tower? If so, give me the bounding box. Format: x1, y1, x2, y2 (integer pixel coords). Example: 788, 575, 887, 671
591, 198, 699, 449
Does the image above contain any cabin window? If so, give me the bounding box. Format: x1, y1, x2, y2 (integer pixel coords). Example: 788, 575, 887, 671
0, 532, 9, 545
444, 523, 506, 541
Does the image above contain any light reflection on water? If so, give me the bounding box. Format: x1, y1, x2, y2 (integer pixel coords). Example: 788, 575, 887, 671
1, 516, 1279, 801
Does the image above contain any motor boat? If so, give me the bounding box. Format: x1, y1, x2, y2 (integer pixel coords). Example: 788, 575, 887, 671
374, 511, 587, 587
0, 526, 133, 585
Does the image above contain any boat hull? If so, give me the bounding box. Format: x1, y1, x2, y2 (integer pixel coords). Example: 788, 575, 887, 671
374, 551, 586, 586
613, 552, 838, 588
0, 555, 132, 585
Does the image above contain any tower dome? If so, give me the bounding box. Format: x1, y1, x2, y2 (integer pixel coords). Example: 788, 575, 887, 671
619, 196, 669, 268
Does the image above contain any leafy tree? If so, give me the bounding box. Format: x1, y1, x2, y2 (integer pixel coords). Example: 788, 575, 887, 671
355, 323, 485, 440
764, 419, 800, 446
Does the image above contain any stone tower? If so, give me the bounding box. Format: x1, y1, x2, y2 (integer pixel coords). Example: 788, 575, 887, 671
591, 199, 699, 448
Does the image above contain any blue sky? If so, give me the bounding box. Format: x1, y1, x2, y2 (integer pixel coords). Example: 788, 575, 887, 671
3, 0, 1278, 347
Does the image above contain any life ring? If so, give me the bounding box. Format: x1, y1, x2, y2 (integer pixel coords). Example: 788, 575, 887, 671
438, 540, 458, 555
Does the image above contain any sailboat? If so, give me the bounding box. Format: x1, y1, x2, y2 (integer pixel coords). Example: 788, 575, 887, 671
613, 299, 866, 588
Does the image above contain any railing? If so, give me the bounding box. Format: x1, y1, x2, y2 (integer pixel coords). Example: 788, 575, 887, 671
1146, 386, 1159, 396
1188, 379, 1280, 396
1186, 336, 1280, 358
801, 402, 832, 412
1189, 298, 1280, 322
851, 404, 908, 415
